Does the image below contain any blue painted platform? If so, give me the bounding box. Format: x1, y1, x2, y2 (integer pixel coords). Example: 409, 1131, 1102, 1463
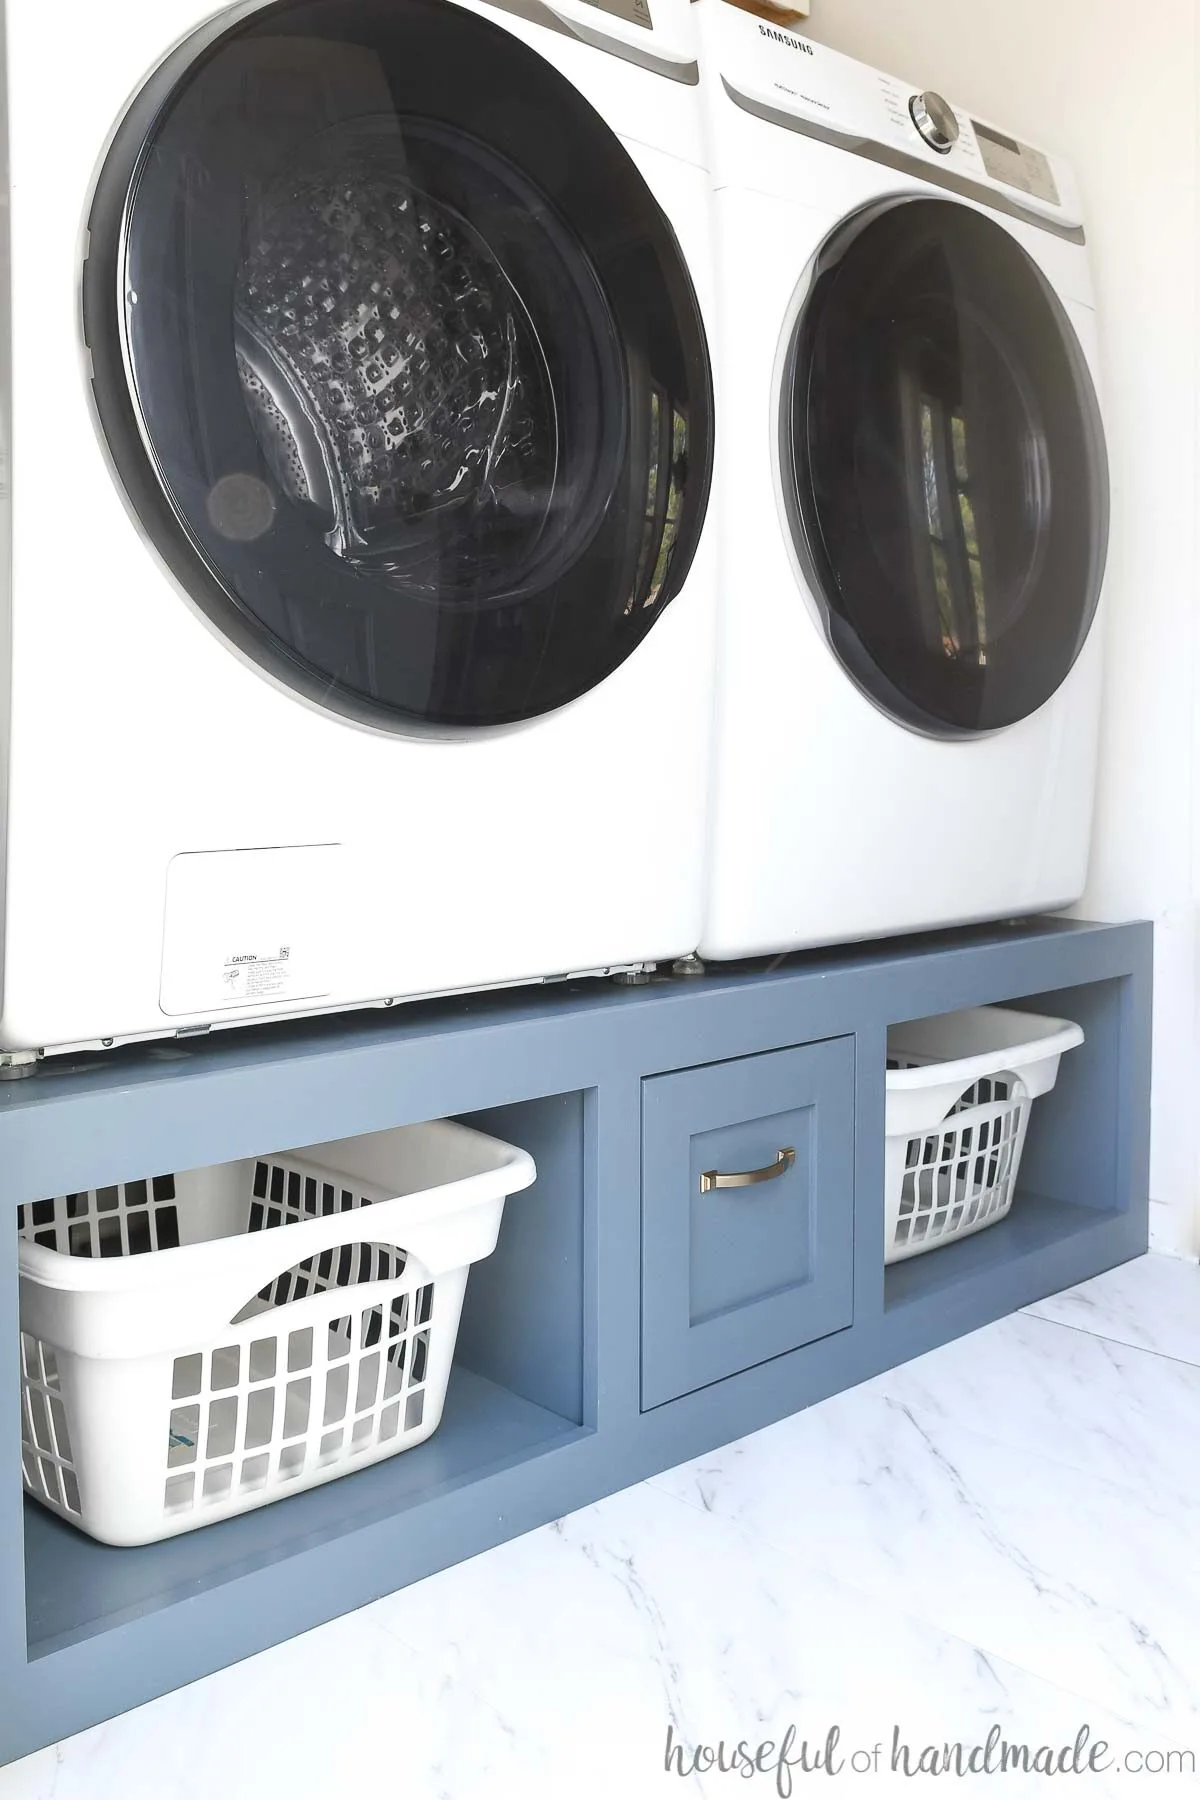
0, 917, 1151, 1763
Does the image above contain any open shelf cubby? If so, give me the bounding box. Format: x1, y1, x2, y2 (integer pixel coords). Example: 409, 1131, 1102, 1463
883, 977, 1132, 1317
21, 1089, 594, 1660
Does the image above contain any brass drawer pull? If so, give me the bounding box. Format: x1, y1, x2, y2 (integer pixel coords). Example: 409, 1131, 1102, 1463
700, 1147, 796, 1193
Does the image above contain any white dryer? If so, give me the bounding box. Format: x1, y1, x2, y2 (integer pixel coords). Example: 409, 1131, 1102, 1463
1, 0, 717, 1060
698, 4, 1109, 960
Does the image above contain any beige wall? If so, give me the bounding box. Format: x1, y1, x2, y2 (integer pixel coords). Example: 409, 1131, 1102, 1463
802, 0, 1200, 1254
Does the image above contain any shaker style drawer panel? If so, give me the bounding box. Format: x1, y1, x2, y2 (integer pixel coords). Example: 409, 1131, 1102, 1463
641, 1039, 855, 1409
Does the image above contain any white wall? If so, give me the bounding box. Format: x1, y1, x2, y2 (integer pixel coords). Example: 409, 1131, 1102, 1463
802, 0, 1200, 1255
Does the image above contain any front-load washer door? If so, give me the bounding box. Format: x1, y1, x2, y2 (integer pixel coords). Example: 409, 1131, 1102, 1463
779, 197, 1108, 737
84, 0, 712, 729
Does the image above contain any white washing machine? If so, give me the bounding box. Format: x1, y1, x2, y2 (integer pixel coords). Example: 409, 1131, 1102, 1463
0, 0, 717, 1061
698, 3, 1109, 961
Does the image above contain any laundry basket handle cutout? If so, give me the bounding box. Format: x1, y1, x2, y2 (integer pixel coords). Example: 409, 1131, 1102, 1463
230, 1238, 417, 1325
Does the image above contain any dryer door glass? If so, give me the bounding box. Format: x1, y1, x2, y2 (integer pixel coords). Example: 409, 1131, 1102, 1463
84, 0, 712, 730
781, 198, 1108, 735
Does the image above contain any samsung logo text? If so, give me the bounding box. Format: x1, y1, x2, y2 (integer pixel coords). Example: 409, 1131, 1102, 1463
758, 24, 812, 52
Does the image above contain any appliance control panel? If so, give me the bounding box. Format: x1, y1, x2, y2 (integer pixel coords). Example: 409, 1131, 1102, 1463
713, 6, 1082, 229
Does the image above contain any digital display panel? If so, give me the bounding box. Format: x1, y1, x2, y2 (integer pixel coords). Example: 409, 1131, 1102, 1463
973, 120, 1022, 156
971, 120, 1060, 205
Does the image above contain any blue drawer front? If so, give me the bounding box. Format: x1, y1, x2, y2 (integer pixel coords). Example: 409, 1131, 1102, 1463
641, 1038, 855, 1408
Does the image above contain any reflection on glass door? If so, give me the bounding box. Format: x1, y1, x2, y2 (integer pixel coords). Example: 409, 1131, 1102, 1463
84, 0, 714, 729
781, 198, 1106, 735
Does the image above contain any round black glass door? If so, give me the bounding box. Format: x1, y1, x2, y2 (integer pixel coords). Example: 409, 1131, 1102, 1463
781, 198, 1108, 735
84, 0, 712, 728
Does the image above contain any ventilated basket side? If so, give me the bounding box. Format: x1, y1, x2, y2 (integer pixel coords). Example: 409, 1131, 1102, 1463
17, 1169, 223, 1541
17, 1130, 528, 1546
23, 1268, 468, 1547
882, 1007, 1084, 1265
19, 1329, 85, 1521
884, 1064, 1032, 1263
19, 1334, 183, 1544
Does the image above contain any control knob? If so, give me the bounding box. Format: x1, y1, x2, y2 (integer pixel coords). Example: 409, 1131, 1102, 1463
909, 90, 959, 153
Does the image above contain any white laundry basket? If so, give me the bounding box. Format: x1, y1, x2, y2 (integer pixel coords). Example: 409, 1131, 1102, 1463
885, 1006, 1083, 1264
17, 1120, 536, 1546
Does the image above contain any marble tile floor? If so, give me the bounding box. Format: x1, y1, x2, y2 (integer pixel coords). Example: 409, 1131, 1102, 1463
4, 1252, 1199, 1799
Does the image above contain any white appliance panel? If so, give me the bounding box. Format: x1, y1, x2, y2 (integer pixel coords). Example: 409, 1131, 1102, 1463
698, 18, 1108, 961
0, 0, 718, 1054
